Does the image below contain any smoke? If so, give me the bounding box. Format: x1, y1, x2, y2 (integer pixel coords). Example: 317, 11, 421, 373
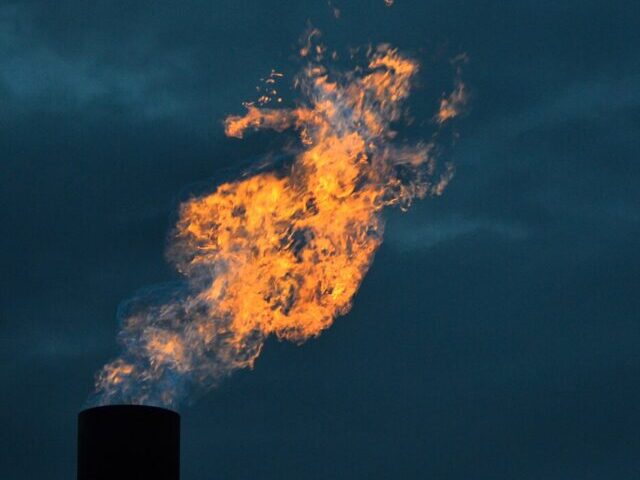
90, 40, 466, 409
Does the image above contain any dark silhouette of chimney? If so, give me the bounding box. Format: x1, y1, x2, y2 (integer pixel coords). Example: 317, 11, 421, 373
77, 405, 180, 480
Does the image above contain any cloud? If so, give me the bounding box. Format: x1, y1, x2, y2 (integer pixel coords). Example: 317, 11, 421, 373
0, 4, 196, 119
481, 75, 640, 147
388, 215, 529, 251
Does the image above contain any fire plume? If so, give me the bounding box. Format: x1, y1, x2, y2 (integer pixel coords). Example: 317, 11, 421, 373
93, 44, 464, 408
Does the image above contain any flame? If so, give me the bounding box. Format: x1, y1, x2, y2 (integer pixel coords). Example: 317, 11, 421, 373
436, 81, 467, 124
437, 53, 468, 124
92, 43, 464, 408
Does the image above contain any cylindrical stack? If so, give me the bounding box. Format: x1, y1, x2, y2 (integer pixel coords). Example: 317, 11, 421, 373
77, 405, 180, 480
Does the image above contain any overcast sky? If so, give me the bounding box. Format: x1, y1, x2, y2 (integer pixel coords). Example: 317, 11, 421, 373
1, 1, 639, 479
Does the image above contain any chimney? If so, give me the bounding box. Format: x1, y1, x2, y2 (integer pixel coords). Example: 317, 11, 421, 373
77, 405, 180, 480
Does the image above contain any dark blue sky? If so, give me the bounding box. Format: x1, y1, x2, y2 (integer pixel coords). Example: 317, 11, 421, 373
1, 1, 639, 478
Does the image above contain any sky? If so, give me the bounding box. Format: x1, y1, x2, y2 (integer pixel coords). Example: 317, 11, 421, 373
1, 1, 639, 478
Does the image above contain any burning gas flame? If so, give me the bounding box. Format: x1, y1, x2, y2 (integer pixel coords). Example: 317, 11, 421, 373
92, 43, 466, 408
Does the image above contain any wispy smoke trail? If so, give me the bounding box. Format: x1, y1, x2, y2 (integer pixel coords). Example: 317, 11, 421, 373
91, 42, 466, 409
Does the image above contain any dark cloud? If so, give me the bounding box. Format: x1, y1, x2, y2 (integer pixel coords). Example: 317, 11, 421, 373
1, 1, 639, 478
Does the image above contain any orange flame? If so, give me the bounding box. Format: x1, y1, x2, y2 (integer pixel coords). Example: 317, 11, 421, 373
436, 81, 467, 124
92, 44, 464, 407
437, 53, 468, 124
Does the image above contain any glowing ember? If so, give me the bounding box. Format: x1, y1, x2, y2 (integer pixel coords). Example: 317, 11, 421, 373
92, 42, 465, 408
